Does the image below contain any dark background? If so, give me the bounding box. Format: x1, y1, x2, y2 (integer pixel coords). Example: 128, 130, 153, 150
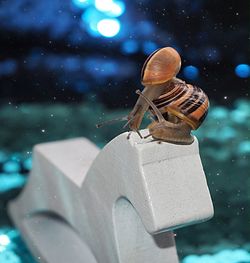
0, 0, 249, 262
0, 0, 249, 107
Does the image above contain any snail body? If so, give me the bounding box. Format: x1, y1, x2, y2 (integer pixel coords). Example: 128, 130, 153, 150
127, 47, 209, 144
97, 46, 209, 144
136, 85, 209, 144
147, 118, 194, 144
127, 47, 181, 132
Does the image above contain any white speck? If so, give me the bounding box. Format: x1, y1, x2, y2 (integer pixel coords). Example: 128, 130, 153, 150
224, 96, 228, 100
41, 129, 45, 133
50, 114, 54, 117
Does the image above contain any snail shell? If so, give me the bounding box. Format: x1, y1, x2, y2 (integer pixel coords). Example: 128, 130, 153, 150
141, 47, 181, 86
152, 82, 209, 130
127, 47, 181, 131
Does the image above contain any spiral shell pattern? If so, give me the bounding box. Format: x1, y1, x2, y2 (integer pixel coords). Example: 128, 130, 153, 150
152, 82, 209, 129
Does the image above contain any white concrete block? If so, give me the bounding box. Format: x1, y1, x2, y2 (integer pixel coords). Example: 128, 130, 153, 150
8, 130, 214, 263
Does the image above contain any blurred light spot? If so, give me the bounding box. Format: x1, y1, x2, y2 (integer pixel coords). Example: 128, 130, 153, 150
95, 0, 125, 17
6, 229, 19, 240
95, 0, 113, 12
0, 235, 10, 246
183, 249, 250, 263
10, 153, 21, 162
235, 99, 250, 111
23, 157, 32, 171
0, 59, 17, 76
183, 65, 199, 80
235, 64, 250, 78
0, 250, 22, 263
81, 8, 105, 36
97, 19, 120, 37
219, 126, 237, 142
0, 173, 26, 193
121, 40, 139, 54
143, 41, 158, 55
215, 249, 236, 262
101, 61, 117, 76
230, 109, 248, 123
182, 254, 199, 263
230, 249, 250, 262
2, 161, 20, 173
137, 21, 154, 36
72, 0, 91, 9
210, 106, 228, 120
106, 1, 125, 17
204, 129, 224, 143
238, 141, 250, 154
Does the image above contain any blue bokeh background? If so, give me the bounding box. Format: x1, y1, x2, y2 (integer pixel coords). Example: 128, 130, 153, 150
0, 0, 249, 105
0, 0, 249, 262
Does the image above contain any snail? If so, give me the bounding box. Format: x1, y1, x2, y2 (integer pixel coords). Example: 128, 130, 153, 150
125, 47, 182, 135
135, 81, 209, 144
96, 46, 209, 144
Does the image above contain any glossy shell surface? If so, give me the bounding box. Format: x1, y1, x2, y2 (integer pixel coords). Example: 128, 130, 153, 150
141, 47, 181, 86
152, 82, 209, 129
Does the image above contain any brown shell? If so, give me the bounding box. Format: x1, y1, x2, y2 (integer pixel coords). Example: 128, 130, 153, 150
152, 82, 209, 130
141, 47, 181, 86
